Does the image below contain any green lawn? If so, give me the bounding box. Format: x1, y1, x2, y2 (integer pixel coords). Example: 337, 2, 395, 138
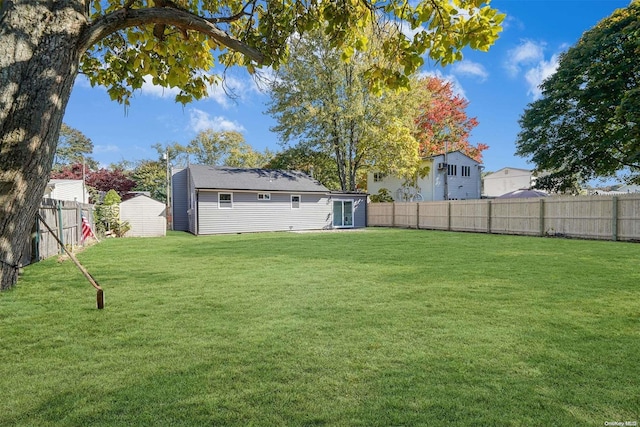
1, 229, 638, 426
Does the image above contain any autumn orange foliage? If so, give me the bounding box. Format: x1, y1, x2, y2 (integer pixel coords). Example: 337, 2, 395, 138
414, 77, 488, 162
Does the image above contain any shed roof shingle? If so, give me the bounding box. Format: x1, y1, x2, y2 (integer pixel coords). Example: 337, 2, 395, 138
189, 165, 329, 193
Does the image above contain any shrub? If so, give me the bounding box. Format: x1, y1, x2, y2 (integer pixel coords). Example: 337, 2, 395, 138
370, 188, 394, 203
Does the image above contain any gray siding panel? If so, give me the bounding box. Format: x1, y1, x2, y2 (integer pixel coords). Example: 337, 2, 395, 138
353, 195, 367, 228
172, 169, 189, 231
197, 191, 332, 234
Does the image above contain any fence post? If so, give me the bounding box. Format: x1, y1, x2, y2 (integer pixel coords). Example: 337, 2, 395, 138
416, 202, 420, 229
57, 200, 65, 254
486, 200, 492, 234
447, 201, 451, 231
76, 202, 82, 245
612, 196, 618, 241
539, 198, 545, 236
391, 202, 396, 228
34, 213, 41, 262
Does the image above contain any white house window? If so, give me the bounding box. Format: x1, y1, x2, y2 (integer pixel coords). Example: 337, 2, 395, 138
257, 193, 271, 201
448, 164, 457, 176
219, 193, 232, 209
291, 195, 301, 209
462, 166, 471, 177
373, 172, 387, 182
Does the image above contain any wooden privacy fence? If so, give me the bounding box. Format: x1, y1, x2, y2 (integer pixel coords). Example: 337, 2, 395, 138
368, 193, 640, 242
21, 199, 96, 267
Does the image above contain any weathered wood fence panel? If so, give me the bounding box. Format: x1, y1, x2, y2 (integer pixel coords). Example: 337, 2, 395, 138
417, 202, 449, 230
618, 196, 640, 241
491, 199, 542, 236
368, 194, 640, 242
368, 202, 394, 227
20, 199, 96, 267
395, 202, 417, 228
543, 196, 613, 240
450, 200, 489, 233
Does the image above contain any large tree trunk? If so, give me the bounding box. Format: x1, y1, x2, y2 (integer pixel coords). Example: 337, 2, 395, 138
0, 1, 86, 289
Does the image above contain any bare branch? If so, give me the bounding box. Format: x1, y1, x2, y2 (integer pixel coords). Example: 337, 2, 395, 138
205, 0, 256, 24
77, 7, 264, 64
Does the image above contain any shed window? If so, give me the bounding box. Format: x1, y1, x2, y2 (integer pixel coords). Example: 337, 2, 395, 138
219, 193, 232, 209
447, 164, 457, 176
258, 193, 271, 201
462, 166, 471, 177
291, 195, 301, 209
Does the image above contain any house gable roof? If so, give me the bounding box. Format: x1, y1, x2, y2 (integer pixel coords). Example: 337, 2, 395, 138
188, 165, 330, 193
120, 193, 164, 205
485, 167, 532, 177
426, 150, 481, 165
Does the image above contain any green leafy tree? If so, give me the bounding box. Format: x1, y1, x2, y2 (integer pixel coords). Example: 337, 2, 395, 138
265, 146, 341, 190
516, 1, 640, 191
96, 189, 120, 233
95, 189, 131, 237
132, 160, 167, 202
153, 134, 272, 169
0, 0, 503, 289
267, 27, 426, 192
54, 123, 98, 171
187, 130, 272, 167
152, 142, 191, 169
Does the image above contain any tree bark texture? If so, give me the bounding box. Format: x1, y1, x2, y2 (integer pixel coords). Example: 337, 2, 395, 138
0, 1, 85, 289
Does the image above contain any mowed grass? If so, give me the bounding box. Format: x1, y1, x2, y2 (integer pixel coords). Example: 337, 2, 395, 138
1, 228, 639, 426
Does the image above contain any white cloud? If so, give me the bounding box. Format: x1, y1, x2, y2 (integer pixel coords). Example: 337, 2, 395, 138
188, 108, 245, 134
505, 40, 545, 77
451, 60, 488, 82
524, 54, 560, 100
206, 74, 260, 108
138, 73, 259, 108
505, 40, 564, 100
502, 15, 525, 32
94, 144, 120, 153
398, 21, 424, 40
140, 75, 181, 98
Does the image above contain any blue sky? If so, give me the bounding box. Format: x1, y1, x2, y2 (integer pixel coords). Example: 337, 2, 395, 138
62, 0, 632, 173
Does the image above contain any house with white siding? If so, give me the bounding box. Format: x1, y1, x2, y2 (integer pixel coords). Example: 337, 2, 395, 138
44, 179, 89, 203
482, 167, 536, 197
120, 194, 167, 237
367, 151, 483, 201
172, 165, 367, 235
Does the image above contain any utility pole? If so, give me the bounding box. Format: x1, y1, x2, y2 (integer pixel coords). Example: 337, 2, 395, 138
164, 151, 172, 230
444, 139, 449, 200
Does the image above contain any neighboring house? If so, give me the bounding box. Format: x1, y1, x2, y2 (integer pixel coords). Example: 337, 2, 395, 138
483, 167, 535, 198
367, 151, 483, 201
618, 184, 640, 193
172, 165, 367, 235
119, 194, 167, 237
44, 179, 89, 203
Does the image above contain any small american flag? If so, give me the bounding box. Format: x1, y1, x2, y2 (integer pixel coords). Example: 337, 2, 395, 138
81, 215, 97, 243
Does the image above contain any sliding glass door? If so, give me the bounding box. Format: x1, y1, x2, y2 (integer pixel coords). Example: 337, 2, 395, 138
333, 200, 354, 228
